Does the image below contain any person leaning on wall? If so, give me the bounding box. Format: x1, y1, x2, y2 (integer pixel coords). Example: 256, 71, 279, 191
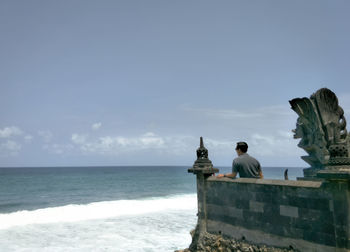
217, 141, 263, 179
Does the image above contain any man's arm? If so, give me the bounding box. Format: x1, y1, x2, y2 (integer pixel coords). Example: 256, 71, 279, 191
217, 172, 237, 179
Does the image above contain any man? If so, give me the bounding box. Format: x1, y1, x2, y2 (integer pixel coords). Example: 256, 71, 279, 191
217, 142, 263, 179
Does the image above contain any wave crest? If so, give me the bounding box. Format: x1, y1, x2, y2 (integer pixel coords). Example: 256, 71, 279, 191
0, 194, 196, 230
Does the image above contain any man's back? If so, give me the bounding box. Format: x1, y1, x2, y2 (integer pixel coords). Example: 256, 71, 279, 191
233, 153, 261, 178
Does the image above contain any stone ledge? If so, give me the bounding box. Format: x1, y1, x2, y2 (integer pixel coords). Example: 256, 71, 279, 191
317, 168, 350, 180
207, 177, 323, 188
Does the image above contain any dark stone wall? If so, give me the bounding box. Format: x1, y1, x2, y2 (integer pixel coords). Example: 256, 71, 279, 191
204, 177, 349, 250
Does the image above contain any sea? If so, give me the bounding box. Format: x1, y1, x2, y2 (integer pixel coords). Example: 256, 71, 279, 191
0, 166, 304, 252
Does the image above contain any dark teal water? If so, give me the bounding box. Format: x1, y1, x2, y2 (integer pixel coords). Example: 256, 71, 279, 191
0, 166, 303, 213
0, 166, 194, 213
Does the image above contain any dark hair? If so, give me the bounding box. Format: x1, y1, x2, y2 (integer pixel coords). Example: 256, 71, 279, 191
235, 142, 248, 153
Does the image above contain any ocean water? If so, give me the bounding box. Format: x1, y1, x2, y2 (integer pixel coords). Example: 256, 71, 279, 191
0, 166, 303, 252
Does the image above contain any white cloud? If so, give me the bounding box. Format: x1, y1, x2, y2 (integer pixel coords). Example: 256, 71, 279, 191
248, 131, 301, 157
71, 134, 88, 145
0, 126, 28, 157
66, 129, 301, 161
69, 132, 195, 156
140, 132, 165, 147
0, 140, 22, 156
38, 130, 53, 143
72, 132, 166, 155
92, 122, 102, 131
0, 126, 23, 138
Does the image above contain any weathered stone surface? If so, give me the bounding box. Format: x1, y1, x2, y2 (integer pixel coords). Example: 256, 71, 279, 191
289, 88, 350, 176
202, 178, 350, 249
249, 200, 264, 213
280, 205, 298, 218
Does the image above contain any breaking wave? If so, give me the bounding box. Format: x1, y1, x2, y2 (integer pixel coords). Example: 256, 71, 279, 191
0, 194, 197, 230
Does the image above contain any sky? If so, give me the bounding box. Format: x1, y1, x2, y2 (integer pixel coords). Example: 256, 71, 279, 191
1, 0, 350, 167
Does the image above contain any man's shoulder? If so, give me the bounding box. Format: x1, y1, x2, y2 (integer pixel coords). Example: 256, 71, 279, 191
235, 153, 249, 160
233, 154, 248, 164
235, 153, 260, 164
233, 155, 243, 162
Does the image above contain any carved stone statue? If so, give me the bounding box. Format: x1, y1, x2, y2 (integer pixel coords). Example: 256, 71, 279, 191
290, 88, 350, 176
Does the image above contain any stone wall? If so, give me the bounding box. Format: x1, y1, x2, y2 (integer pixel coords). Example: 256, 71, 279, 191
201, 177, 349, 252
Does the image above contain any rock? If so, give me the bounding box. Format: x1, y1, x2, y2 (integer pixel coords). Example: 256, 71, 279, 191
176, 226, 299, 252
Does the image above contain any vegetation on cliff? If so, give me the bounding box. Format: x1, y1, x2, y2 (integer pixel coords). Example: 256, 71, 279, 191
176, 227, 297, 252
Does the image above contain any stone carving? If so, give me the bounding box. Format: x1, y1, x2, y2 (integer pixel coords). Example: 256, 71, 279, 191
197, 137, 209, 159
188, 137, 218, 175
193, 136, 214, 169
290, 88, 350, 174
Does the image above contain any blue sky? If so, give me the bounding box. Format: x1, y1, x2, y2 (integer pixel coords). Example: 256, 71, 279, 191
1, 1, 350, 167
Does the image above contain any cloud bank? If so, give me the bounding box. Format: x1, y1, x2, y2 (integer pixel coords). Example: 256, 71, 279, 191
0, 100, 319, 166
0, 126, 29, 157
0, 126, 23, 138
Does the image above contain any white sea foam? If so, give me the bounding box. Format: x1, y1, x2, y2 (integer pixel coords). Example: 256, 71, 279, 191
0, 194, 197, 230
0, 194, 197, 252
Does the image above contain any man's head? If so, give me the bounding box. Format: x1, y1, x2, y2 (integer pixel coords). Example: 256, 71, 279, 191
235, 142, 248, 155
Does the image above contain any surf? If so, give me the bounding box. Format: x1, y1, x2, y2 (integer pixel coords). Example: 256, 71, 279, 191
0, 193, 197, 230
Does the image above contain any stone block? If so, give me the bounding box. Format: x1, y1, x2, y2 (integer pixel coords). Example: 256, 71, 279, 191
225, 190, 255, 202
269, 214, 292, 227
206, 193, 225, 205
263, 222, 285, 236
262, 204, 280, 218
322, 233, 337, 247
335, 225, 347, 239
287, 196, 308, 208
335, 237, 348, 249
298, 208, 333, 222
291, 218, 313, 230
288, 197, 330, 210
242, 210, 263, 221
333, 211, 347, 226
249, 200, 264, 213
311, 220, 335, 235
303, 230, 336, 246
255, 192, 277, 204
280, 205, 299, 218
207, 204, 243, 219
284, 227, 304, 239
235, 199, 249, 209
260, 184, 280, 194
296, 187, 331, 199
207, 211, 238, 227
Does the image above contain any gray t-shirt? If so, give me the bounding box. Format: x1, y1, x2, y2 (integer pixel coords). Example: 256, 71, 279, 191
232, 153, 262, 178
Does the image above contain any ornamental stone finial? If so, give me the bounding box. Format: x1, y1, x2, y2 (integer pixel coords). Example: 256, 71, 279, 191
290, 88, 350, 177
188, 137, 219, 175
197, 137, 209, 160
